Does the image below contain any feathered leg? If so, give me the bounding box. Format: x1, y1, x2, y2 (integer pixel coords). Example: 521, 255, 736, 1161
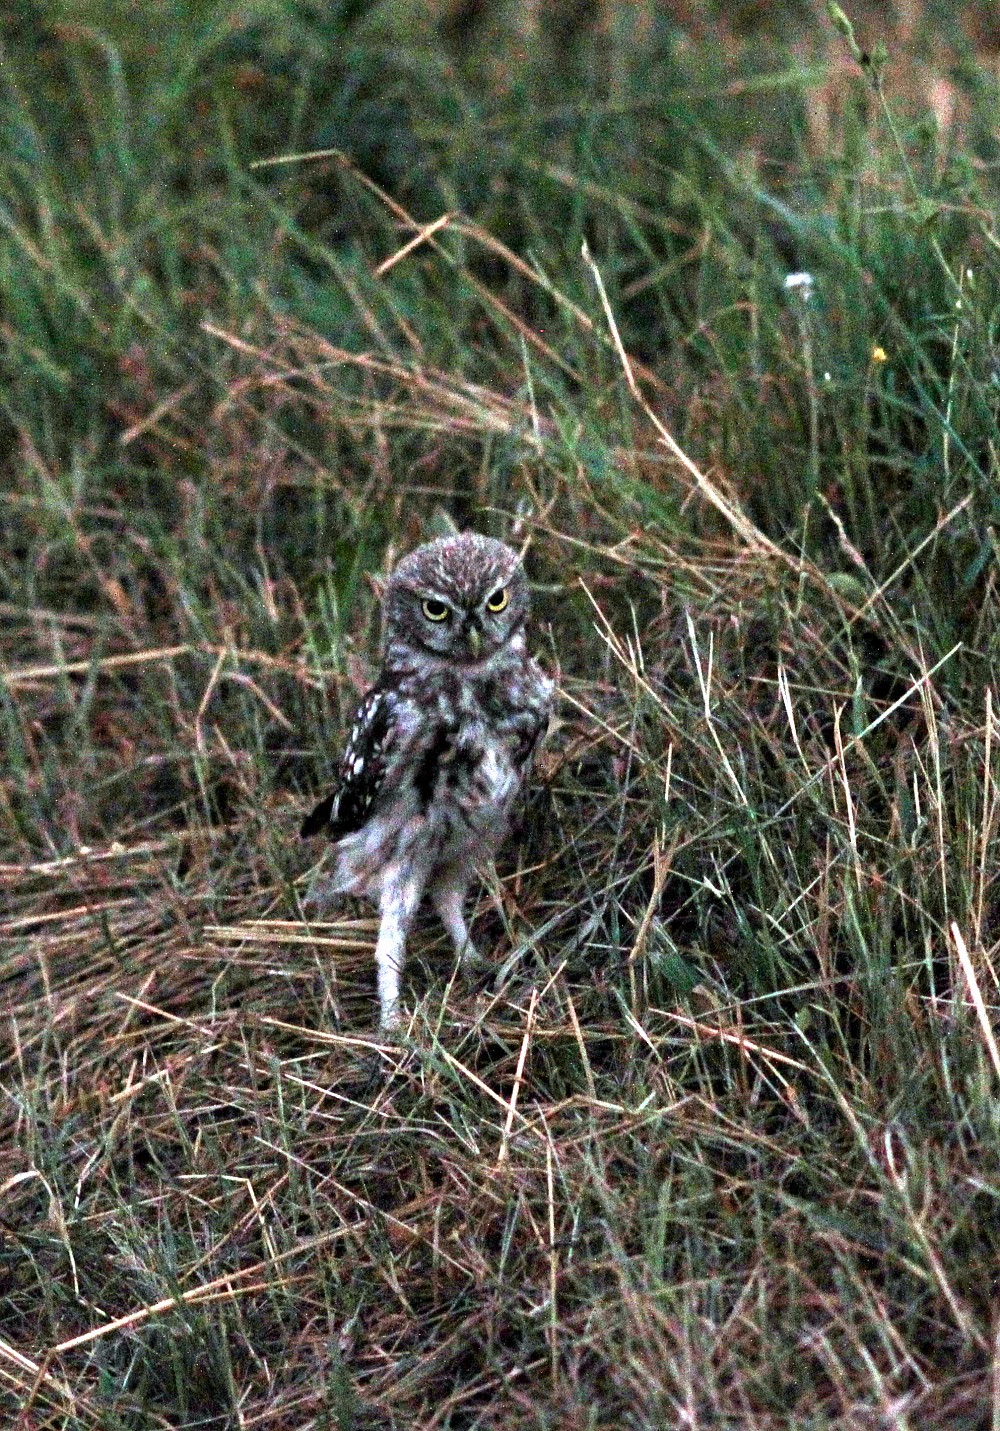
375, 865, 424, 1032
431, 875, 484, 974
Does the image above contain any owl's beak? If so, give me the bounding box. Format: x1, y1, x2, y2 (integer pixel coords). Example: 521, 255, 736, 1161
466, 626, 482, 659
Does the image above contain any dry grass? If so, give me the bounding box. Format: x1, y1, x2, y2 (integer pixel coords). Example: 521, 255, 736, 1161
5, 490, 1000, 1425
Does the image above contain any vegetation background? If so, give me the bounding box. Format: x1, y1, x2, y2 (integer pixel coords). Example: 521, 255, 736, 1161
3, 0, 1000, 1425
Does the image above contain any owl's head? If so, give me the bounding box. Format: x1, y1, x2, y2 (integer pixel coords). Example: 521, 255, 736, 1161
384, 533, 530, 664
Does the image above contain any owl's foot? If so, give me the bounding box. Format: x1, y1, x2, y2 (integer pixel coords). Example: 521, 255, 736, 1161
460, 941, 488, 976
378, 1003, 404, 1038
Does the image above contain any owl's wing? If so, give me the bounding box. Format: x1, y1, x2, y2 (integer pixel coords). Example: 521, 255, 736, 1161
300, 685, 400, 839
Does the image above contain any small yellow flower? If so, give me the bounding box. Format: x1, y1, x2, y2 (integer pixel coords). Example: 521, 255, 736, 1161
871, 345, 888, 363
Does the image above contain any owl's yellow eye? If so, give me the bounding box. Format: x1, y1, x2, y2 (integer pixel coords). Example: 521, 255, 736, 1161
422, 598, 450, 622
486, 587, 509, 613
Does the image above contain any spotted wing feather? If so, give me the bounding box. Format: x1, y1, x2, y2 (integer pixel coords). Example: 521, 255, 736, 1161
300, 687, 397, 840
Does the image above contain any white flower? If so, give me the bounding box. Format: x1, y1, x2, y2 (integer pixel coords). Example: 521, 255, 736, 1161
783, 271, 815, 301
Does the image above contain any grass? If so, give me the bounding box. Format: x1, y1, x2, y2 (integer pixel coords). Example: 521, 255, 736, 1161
3, 0, 1000, 1425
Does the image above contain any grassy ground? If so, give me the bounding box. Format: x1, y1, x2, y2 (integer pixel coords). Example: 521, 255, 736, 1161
3, 1, 1000, 1426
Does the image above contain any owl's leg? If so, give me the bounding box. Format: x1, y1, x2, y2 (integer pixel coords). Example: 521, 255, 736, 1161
376, 867, 424, 1033
431, 876, 485, 974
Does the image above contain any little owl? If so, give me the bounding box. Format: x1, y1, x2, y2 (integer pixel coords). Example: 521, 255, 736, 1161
301, 533, 553, 1032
